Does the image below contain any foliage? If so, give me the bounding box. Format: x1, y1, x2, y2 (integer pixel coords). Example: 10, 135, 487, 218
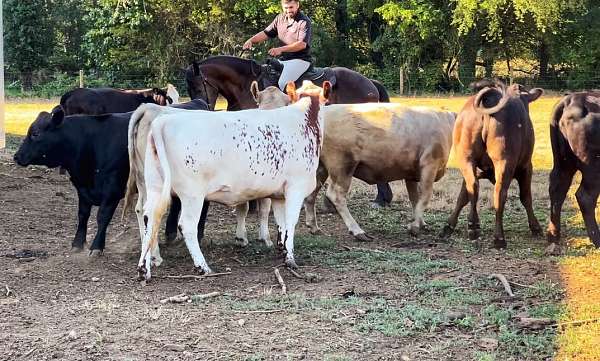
3, 0, 600, 94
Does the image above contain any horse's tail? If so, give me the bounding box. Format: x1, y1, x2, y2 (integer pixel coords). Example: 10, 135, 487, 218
370, 79, 390, 103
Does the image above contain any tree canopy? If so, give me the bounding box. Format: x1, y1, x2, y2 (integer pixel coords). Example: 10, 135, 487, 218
3, 0, 599, 93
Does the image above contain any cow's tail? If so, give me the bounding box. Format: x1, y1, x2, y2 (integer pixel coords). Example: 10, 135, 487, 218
122, 104, 149, 220
370, 79, 390, 103
145, 119, 173, 255
549, 95, 569, 164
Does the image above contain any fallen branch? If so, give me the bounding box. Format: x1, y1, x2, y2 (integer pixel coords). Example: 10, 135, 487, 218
5, 285, 13, 297
162, 272, 232, 280
274, 268, 287, 294
286, 267, 304, 280
232, 309, 284, 314
508, 280, 536, 289
489, 273, 515, 297
342, 245, 385, 254
517, 317, 554, 330
160, 293, 189, 304
190, 292, 221, 302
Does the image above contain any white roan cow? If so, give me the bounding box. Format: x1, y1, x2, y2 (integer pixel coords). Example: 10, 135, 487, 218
252, 85, 456, 240
124, 82, 290, 263
132, 81, 331, 280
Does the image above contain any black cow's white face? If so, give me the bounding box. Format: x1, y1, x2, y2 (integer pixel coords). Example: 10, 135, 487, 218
13, 106, 65, 168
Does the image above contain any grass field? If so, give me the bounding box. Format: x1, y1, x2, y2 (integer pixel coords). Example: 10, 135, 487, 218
2, 95, 599, 360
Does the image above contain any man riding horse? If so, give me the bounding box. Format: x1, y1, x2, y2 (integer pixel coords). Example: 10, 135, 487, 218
243, 0, 312, 91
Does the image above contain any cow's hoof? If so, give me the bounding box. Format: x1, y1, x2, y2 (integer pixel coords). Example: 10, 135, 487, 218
234, 237, 249, 248
408, 224, 420, 237
530, 224, 543, 237
309, 227, 322, 235
71, 246, 84, 253
259, 238, 273, 248
285, 258, 299, 269
137, 266, 148, 281
439, 225, 454, 238
546, 231, 560, 244
493, 238, 507, 249
468, 228, 481, 240
544, 242, 561, 256
151, 256, 163, 267
195, 266, 212, 275
88, 249, 103, 257
354, 233, 374, 242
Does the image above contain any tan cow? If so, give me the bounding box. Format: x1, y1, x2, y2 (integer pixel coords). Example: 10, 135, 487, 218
302, 100, 456, 239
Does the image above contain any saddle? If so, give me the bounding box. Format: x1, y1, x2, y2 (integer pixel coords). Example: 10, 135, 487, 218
259, 58, 336, 91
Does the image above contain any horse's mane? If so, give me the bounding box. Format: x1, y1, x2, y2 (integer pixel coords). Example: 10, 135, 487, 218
194, 55, 259, 77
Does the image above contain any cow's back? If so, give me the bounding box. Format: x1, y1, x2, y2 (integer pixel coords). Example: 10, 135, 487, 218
322, 103, 455, 183
61, 88, 147, 115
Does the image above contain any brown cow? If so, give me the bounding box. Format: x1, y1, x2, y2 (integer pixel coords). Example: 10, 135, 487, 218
441, 81, 544, 248
547, 92, 600, 250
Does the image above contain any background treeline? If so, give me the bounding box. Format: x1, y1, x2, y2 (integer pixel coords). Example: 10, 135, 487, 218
4, 0, 599, 96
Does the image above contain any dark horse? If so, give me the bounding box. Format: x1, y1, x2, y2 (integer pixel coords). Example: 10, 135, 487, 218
184, 55, 393, 206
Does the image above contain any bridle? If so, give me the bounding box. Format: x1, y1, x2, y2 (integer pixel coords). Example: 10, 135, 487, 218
196, 67, 220, 110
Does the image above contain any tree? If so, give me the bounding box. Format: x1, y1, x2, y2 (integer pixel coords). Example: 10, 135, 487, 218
4, 0, 54, 90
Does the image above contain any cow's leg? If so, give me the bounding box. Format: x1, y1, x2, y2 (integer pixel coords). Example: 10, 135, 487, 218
304, 164, 329, 234
516, 164, 543, 236
89, 200, 120, 256
72, 192, 92, 250
546, 165, 576, 245
165, 196, 181, 244
492, 162, 513, 249
441, 180, 469, 238
271, 199, 287, 254
197, 201, 211, 248
372, 183, 393, 208
575, 177, 600, 248
179, 196, 212, 274
326, 172, 369, 241
408, 165, 437, 236
281, 194, 306, 269
463, 164, 481, 240
258, 198, 273, 247
234, 202, 250, 247
405, 181, 423, 226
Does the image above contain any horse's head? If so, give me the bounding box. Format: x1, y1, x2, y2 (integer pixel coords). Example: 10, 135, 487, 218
185, 61, 220, 110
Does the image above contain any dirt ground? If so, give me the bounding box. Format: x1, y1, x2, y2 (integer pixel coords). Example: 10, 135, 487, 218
0, 137, 568, 361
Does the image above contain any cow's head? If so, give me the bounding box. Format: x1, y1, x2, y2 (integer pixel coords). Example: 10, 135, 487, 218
250, 81, 291, 109
166, 84, 180, 105
14, 106, 67, 168
151, 88, 172, 106
291, 80, 332, 105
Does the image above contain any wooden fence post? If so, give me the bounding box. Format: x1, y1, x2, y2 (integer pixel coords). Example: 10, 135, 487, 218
79, 70, 84, 88
399, 65, 404, 96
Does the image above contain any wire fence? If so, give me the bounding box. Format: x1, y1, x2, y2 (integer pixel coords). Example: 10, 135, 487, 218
4, 69, 600, 98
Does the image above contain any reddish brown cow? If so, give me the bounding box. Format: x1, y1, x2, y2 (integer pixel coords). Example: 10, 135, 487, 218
547, 92, 600, 249
441, 81, 544, 248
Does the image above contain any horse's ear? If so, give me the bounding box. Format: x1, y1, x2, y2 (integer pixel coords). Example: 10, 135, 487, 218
250, 81, 260, 103
192, 61, 200, 76
321, 81, 332, 101
286, 82, 298, 103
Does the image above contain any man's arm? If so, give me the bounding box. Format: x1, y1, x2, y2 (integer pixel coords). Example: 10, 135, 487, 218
268, 41, 306, 56
243, 31, 269, 50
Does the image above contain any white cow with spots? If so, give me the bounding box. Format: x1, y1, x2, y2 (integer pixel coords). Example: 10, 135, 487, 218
133, 81, 331, 280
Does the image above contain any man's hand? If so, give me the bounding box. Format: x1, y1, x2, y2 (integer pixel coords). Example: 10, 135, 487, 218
268, 47, 283, 57
243, 39, 254, 50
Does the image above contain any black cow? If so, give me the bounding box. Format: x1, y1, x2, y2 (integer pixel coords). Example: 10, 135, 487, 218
547, 92, 600, 249
13, 100, 210, 255
60, 87, 173, 116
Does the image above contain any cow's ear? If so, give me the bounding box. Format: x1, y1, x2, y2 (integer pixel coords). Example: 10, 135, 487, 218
321, 81, 332, 101
527, 88, 544, 103
250, 81, 260, 103
51, 106, 65, 127
286, 81, 298, 103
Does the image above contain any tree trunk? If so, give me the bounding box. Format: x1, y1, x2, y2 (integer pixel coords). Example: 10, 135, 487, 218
334, 0, 349, 66
458, 30, 478, 87
538, 39, 549, 82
